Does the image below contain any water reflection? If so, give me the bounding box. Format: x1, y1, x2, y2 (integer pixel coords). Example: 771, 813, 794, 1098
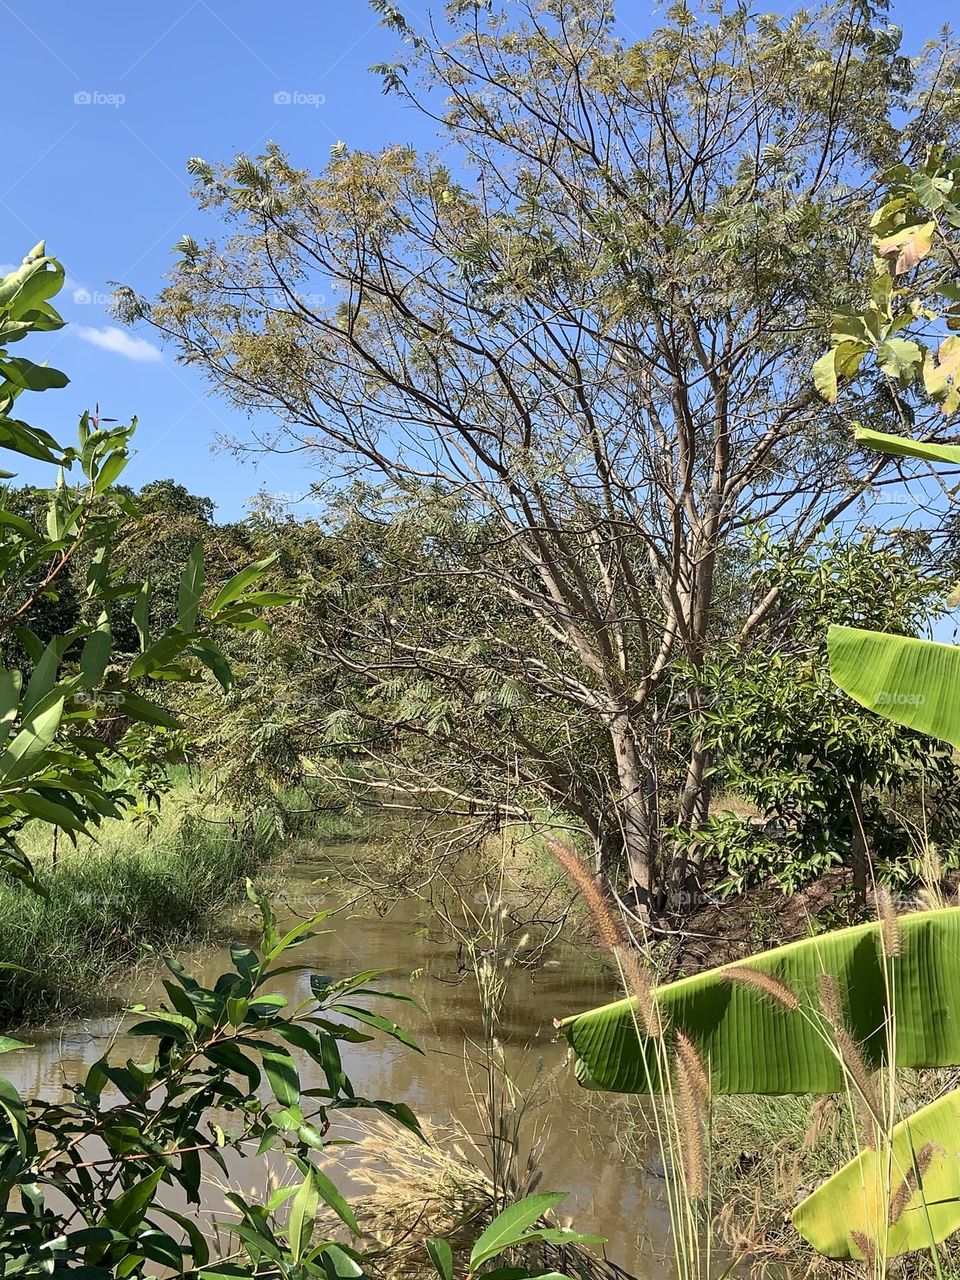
5, 841, 670, 1274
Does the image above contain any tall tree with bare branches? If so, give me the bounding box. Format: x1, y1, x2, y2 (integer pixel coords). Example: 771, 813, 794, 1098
120, 0, 960, 909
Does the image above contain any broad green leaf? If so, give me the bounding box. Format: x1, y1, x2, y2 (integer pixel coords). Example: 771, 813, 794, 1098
853, 423, 960, 465
189, 639, 233, 692
0, 1077, 29, 1152
469, 1193, 567, 1269
311, 1165, 360, 1236
317, 1243, 363, 1278
558, 909, 960, 1095
22, 636, 68, 716
329, 1003, 423, 1053
877, 337, 923, 381
93, 448, 129, 494
103, 1168, 164, 1232
133, 579, 151, 652
116, 690, 181, 729
0, 670, 21, 751
828, 624, 960, 748
1, 356, 69, 392
11, 789, 87, 832
793, 1086, 960, 1259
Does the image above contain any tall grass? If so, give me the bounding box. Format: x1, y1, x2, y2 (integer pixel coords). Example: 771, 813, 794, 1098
0, 779, 347, 1025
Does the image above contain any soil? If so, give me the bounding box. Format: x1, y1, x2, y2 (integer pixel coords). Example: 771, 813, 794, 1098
662, 867, 958, 976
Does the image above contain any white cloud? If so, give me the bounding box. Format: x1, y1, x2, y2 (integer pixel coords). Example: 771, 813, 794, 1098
73, 325, 162, 363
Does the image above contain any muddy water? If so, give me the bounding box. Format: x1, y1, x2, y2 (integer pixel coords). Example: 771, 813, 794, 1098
6, 838, 670, 1274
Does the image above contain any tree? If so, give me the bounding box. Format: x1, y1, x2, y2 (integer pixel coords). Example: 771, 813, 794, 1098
122, 0, 960, 908
0, 246, 291, 888
693, 531, 960, 896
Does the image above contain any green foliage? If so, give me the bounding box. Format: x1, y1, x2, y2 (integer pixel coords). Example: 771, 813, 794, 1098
793, 1087, 960, 1260
0, 885, 423, 1278
815, 148, 960, 417
559, 907, 960, 1096
693, 533, 960, 893
121, 0, 960, 899
0, 780, 314, 1023
0, 249, 293, 890
426, 1192, 602, 1280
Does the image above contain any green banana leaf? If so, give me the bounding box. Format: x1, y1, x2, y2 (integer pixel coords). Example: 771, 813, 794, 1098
854, 424, 960, 465
793, 1086, 960, 1260
828, 624, 960, 749
557, 908, 960, 1095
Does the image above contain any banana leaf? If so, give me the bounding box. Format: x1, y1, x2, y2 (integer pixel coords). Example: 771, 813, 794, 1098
828, 624, 960, 749
854, 424, 960, 465
557, 909, 960, 1095
793, 1086, 960, 1259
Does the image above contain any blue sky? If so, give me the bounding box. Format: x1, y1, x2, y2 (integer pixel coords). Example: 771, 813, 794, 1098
0, 0, 952, 519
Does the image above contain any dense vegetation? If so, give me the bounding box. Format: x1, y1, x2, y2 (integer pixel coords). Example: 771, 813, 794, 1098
7, 0, 960, 1277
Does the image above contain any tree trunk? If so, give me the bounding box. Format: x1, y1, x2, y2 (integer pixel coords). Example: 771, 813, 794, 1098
848, 780, 871, 899
607, 711, 657, 909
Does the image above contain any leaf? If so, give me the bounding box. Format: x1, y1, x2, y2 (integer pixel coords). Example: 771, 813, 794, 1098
133, 580, 151, 652
93, 448, 129, 494
103, 1167, 164, 1232
311, 1164, 360, 1236
189, 639, 233, 692
0, 697, 64, 782
876, 337, 924, 381
289, 1169, 320, 1262
318, 1243, 363, 1278
10, 789, 87, 832
793, 1086, 960, 1259
812, 348, 839, 403
426, 1237, 453, 1280
0, 670, 22, 751
469, 1193, 567, 1269
116, 690, 182, 729
829, 624, 960, 749
259, 1043, 301, 1107
329, 1003, 423, 1053
853, 423, 960, 465
208, 553, 278, 615
80, 619, 111, 687
558, 908, 960, 1094
178, 542, 205, 631
0, 1077, 29, 1152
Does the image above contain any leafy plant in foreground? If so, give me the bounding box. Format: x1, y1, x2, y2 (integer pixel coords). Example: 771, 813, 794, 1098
0, 246, 293, 890
0, 882, 423, 1278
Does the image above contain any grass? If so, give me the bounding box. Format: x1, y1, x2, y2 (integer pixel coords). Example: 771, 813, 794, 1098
708, 1078, 960, 1280
0, 777, 354, 1026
